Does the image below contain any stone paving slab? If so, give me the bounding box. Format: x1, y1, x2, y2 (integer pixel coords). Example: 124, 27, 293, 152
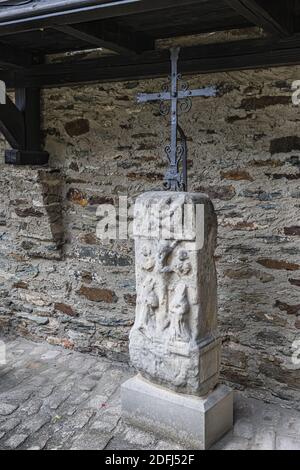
0, 336, 300, 451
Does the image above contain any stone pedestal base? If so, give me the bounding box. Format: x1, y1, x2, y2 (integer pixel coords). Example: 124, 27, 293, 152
121, 375, 233, 450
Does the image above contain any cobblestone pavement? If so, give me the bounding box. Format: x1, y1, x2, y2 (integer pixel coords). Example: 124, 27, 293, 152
0, 336, 300, 450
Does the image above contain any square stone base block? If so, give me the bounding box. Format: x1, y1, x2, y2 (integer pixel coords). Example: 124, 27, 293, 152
121, 375, 233, 450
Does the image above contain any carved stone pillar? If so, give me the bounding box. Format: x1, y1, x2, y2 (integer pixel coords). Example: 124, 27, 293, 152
122, 192, 233, 450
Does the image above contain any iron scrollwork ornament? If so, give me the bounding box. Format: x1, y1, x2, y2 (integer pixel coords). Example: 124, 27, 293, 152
163, 126, 187, 191
136, 47, 217, 192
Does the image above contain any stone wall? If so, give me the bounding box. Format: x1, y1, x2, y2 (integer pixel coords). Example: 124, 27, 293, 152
0, 64, 300, 409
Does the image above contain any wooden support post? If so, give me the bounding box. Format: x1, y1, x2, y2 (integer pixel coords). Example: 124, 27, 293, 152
2, 87, 49, 166
0, 94, 25, 150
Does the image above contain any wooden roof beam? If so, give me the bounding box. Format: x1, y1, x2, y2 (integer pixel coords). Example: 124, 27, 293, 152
53, 20, 154, 55
226, 0, 295, 37
4, 34, 300, 88
0, 0, 208, 36
0, 41, 35, 69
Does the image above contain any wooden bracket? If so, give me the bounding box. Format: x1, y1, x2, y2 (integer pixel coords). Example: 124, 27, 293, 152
0, 87, 49, 165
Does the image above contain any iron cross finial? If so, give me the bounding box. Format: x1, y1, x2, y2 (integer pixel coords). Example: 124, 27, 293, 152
137, 47, 217, 192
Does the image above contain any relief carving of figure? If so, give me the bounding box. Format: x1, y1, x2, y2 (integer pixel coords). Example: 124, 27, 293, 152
138, 241, 192, 340
173, 249, 192, 277
156, 240, 179, 332
141, 245, 155, 272
170, 284, 190, 342
137, 278, 159, 335
157, 240, 178, 273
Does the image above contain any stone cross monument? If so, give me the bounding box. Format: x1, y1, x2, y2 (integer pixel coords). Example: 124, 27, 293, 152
122, 192, 233, 449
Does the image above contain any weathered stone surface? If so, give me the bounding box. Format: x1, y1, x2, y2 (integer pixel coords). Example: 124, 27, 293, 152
224, 268, 274, 283
250, 158, 283, 167
16, 313, 49, 325
269, 172, 300, 180
67, 188, 88, 207
259, 357, 300, 388
226, 114, 253, 124
123, 294, 136, 306
284, 226, 300, 236
194, 185, 236, 201
13, 281, 28, 290
270, 136, 300, 154
129, 192, 220, 396
47, 337, 74, 350
15, 207, 44, 218
5, 434, 28, 450
78, 286, 118, 303
221, 220, 258, 231
79, 233, 98, 245
221, 170, 253, 181
88, 195, 114, 206
0, 404, 19, 416
274, 301, 300, 316
257, 259, 300, 271
241, 189, 282, 201
122, 376, 233, 450
65, 118, 90, 137
54, 303, 77, 317
98, 250, 132, 267
240, 95, 290, 111
127, 171, 164, 182
276, 435, 300, 451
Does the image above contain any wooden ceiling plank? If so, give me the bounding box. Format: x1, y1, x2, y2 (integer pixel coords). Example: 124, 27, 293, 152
0, 42, 34, 69
0, 0, 209, 36
3, 34, 300, 88
53, 20, 154, 55
226, 0, 295, 37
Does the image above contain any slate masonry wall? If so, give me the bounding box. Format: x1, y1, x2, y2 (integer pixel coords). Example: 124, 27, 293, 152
0, 64, 300, 409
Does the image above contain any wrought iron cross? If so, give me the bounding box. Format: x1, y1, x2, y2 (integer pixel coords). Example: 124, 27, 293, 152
137, 47, 217, 191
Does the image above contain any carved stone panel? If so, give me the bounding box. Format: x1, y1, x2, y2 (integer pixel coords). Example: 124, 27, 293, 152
130, 191, 220, 397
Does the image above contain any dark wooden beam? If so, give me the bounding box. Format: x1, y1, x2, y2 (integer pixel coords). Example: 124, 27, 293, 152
0, 41, 34, 69
226, 0, 295, 37
53, 20, 154, 55
15, 88, 44, 153
0, 0, 207, 36
0, 94, 25, 149
0, 87, 48, 165
3, 34, 300, 89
